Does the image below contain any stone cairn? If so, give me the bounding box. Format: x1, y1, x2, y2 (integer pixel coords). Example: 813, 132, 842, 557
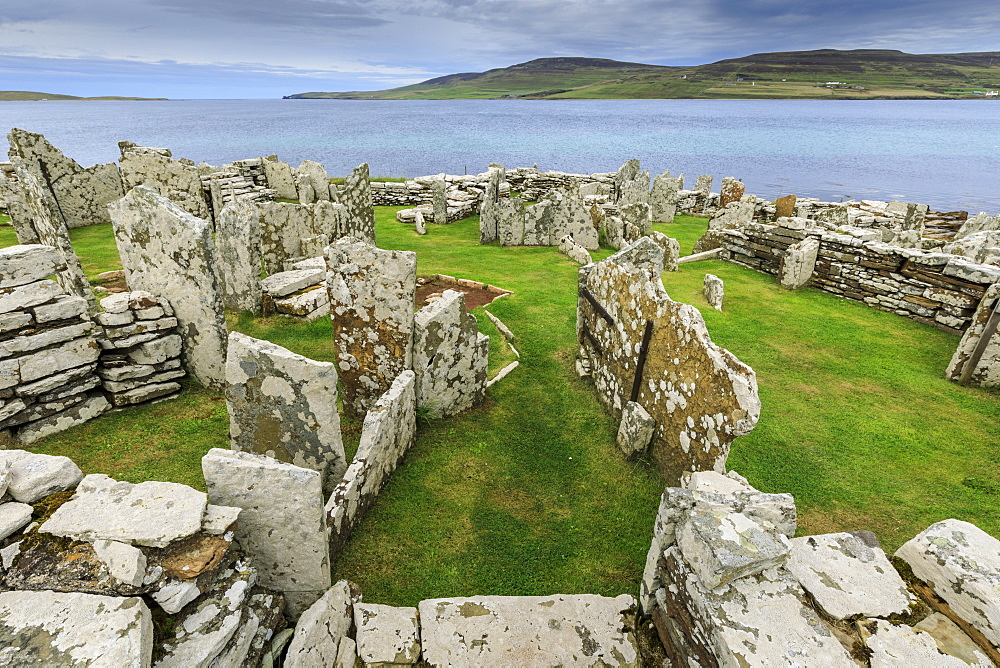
94, 291, 185, 408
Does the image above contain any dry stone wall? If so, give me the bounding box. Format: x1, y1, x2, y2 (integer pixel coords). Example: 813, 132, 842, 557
578, 238, 760, 483
109, 186, 229, 391
118, 142, 211, 220
946, 283, 1000, 387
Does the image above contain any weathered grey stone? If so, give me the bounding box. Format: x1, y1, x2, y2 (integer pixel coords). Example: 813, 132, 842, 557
419, 594, 639, 666
202, 448, 331, 619
285, 580, 361, 668
334, 637, 359, 667
41, 474, 206, 548
614, 159, 650, 208
432, 178, 448, 224
946, 283, 1000, 387
896, 518, 1000, 647
414, 209, 427, 235
703, 273, 724, 311
0, 460, 9, 498
16, 394, 110, 443
650, 172, 683, 223
0, 449, 83, 503
119, 141, 210, 219
858, 618, 975, 668
33, 293, 88, 323
341, 163, 376, 242
497, 197, 525, 246
295, 160, 331, 202
92, 539, 147, 587
719, 177, 746, 207
551, 189, 599, 249
126, 334, 182, 366
778, 236, 820, 289
578, 238, 759, 483
327, 371, 416, 560
201, 504, 241, 536
620, 202, 652, 243
955, 212, 1000, 240
216, 197, 263, 314
109, 186, 228, 390
0, 244, 65, 289
0, 501, 32, 541
274, 287, 329, 320
557, 234, 593, 265
694, 174, 713, 196
616, 400, 655, 458
709, 196, 756, 231
17, 335, 101, 383
325, 238, 416, 419
7, 129, 124, 229
354, 603, 420, 665
648, 231, 680, 271
479, 166, 503, 243
262, 268, 325, 298
786, 533, 912, 620
944, 230, 1000, 265
152, 580, 201, 615
0, 277, 64, 315
413, 291, 488, 418
264, 158, 298, 200
226, 332, 346, 484
913, 612, 995, 666
0, 310, 32, 334
523, 199, 554, 246
0, 590, 152, 667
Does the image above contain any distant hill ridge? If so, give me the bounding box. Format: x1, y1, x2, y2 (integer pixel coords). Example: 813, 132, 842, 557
287, 49, 1000, 100
0, 91, 167, 101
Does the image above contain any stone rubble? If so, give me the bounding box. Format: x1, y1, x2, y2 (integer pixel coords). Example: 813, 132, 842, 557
703, 273, 724, 311
557, 233, 594, 265
616, 400, 656, 458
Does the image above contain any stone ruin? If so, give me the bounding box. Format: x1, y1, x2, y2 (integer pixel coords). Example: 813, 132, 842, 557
577, 238, 760, 483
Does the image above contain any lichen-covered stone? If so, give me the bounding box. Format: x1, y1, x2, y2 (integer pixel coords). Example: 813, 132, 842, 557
41, 474, 207, 548
0, 244, 65, 289
432, 178, 448, 224
616, 400, 655, 458
285, 580, 361, 668
703, 274, 724, 311
497, 197, 525, 246
325, 238, 416, 419
551, 189, 599, 249
0, 590, 152, 667
578, 238, 759, 483
858, 618, 975, 668
92, 539, 147, 587
719, 177, 746, 207
650, 172, 683, 223
202, 448, 331, 618
341, 163, 375, 242
648, 231, 680, 271
413, 291, 488, 418
419, 594, 639, 666
295, 160, 331, 202
786, 532, 912, 620
558, 234, 593, 265
479, 166, 503, 243
354, 603, 421, 665
215, 197, 263, 314
946, 283, 1000, 387
226, 332, 346, 485
109, 185, 228, 390
896, 518, 1000, 647
119, 141, 210, 219
0, 449, 83, 503
327, 371, 416, 560
778, 236, 820, 289
263, 158, 298, 200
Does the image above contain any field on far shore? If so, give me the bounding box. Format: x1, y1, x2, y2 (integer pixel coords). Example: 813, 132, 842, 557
1, 209, 997, 606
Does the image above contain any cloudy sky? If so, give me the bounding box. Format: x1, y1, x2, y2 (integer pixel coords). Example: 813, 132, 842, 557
2, 0, 998, 98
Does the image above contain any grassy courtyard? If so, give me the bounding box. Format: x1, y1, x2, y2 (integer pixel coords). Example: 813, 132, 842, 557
1, 208, 997, 606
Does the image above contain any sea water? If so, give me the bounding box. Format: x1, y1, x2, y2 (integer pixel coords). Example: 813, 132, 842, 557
1, 98, 997, 212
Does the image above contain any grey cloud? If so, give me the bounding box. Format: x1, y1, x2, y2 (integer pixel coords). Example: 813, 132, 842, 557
152, 0, 390, 29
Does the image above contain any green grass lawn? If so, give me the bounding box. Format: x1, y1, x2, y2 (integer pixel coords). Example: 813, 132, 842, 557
3, 209, 998, 607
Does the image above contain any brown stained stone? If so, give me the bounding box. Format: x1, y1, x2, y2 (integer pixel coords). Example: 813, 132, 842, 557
719, 177, 746, 208
578, 238, 760, 484
160, 533, 232, 580
774, 194, 797, 219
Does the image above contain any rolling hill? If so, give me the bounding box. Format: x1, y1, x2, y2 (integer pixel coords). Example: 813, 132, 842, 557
286, 50, 1000, 100
0, 91, 167, 101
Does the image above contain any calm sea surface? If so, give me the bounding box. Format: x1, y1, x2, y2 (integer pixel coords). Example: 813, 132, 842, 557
1, 99, 997, 212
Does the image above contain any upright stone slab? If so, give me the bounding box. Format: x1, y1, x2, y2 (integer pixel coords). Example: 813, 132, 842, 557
226, 332, 347, 485
215, 198, 263, 314
109, 186, 228, 390
202, 448, 332, 618
550, 189, 599, 249
955, 212, 1000, 240
709, 195, 756, 231
479, 166, 503, 243
118, 142, 210, 219
523, 199, 554, 246
649, 231, 680, 271
774, 194, 797, 219
295, 160, 331, 201
7, 129, 124, 228
263, 158, 298, 200
650, 172, 683, 223
7, 168, 96, 312
259, 201, 314, 274
413, 290, 488, 418
578, 238, 760, 483
614, 159, 650, 207
432, 178, 448, 224
946, 283, 1000, 387
340, 163, 375, 243
314, 199, 346, 243
694, 174, 713, 196
496, 197, 525, 246
703, 274, 724, 311
325, 239, 416, 419
719, 177, 746, 207
621, 202, 652, 242
778, 236, 820, 289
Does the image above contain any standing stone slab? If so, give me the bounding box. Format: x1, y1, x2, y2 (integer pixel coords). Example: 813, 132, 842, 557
703, 274, 724, 311
479, 166, 503, 243
419, 594, 640, 666
496, 197, 525, 246
258, 201, 313, 274
109, 186, 228, 390
263, 158, 298, 200
202, 448, 332, 619
578, 238, 759, 483
413, 290, 488, 418
650, 172, 683, 223
295, 160, 331, 202
523, 199, 554, 246
226, 332, 346, 485
778, 236, 820, 289
946, 283, 1000, 387
774, 194, 797, 219
432, 178, 448, 224
325, 239, 416, 419
285, 580, 361, 668
119, 142, 210, 220
896, 519, 1000, 648
614, 159, 650, 207
694, 174, 713, 196
551, 189, 599, 249
616, 400, 655, 458
719, 177, 746, 208
649, 231, 680, 272
215, 198, 263, 314
326, 371, 416, 560
40, 474, 207, 548
0, 591, 152, 667
340, 163, 376, 243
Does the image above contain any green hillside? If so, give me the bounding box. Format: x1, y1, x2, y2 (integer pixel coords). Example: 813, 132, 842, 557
0, 91, 167, 101
287, 50, 1000, 100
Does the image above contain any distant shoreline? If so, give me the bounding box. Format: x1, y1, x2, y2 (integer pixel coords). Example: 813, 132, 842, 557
0, 92, 168, 102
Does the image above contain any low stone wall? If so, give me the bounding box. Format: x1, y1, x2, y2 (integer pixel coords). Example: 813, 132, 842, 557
719, 220, 1000, 334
